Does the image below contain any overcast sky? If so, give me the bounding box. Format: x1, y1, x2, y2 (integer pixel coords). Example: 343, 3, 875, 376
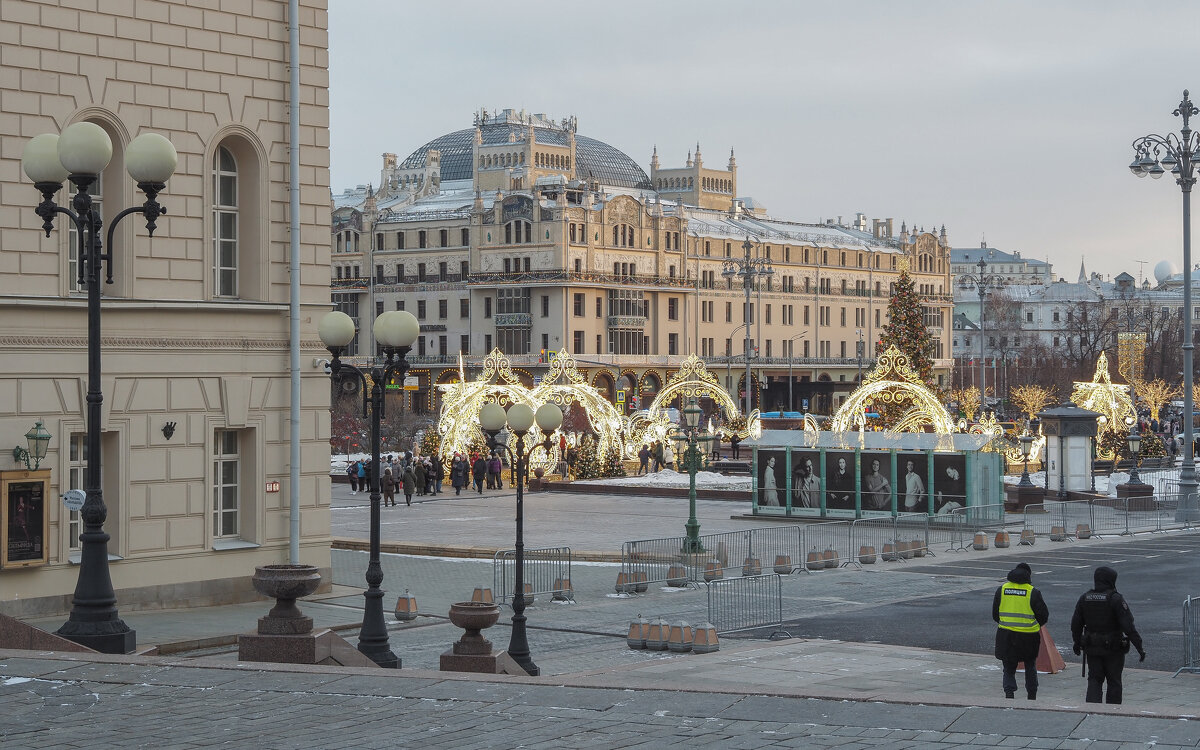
329, 1, 1200, 283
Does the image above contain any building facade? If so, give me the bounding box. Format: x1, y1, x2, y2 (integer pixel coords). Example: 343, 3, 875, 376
1, 0, 332, 616
332, 109, 954, 417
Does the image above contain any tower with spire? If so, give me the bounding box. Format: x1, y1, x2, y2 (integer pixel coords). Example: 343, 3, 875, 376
649, 141, 738, 211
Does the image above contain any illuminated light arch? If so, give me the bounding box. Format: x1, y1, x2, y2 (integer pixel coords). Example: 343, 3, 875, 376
969, 411, 1046, 463
830, 345, 955, 434
644, 354, 761, 443
530, 351, 626, 467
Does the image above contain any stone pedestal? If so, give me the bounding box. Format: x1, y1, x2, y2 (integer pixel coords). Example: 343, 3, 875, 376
1005, 484, 1046, 512
440, 601, 512, 674
1116, 481, 1154, 510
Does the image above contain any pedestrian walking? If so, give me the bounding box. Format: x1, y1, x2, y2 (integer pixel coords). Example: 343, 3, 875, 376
451, 454, 469, 495
485, 451, 497, 489
489, 452, 504, 489
381, 466, 396, 506
401, 464, 416, 506
346, 460, 359, 493
1071, 566, 1145, 704
637, 444, 649, 475
731, 434, 741, 460
652, 441, 663, 473
662, 442, 675, 471
992, 562, 1049, 700
472, 453, 487, 493
431, 454, 444, 494
414, 461, 426, 496
356, 460, 367, 494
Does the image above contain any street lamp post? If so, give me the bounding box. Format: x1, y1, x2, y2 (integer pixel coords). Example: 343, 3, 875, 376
856, 328, 864, 383
319, 309, 420, 668
785, 331, 808, 412
1130, 90, 1200, 519
22, 123, 178, 654
479, 401, 563, 677
1127, 429, 1146, 487
669, 398, 708, 553
1018, 433, 1034, 488
723, 237, 773, 416
957, 258, 1005, 407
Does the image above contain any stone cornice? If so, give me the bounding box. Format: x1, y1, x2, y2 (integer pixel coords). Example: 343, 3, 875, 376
0, 336, 327, 351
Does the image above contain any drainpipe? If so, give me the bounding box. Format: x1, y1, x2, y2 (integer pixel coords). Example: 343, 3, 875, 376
287, 0, 301, 564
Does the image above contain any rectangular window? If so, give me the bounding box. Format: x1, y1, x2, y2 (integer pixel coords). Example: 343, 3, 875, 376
573, 293, 584, 317
765, 305, 771, 325
804, 306, 810, 325
396, 300, 405, 311
726, 302, 732, 323
461, 228, 470, 246
439, 335, 447, 355
484, 297, 492, 318
397, 231, 405, 250
542, 333, 549, 351
376, 264, 384, 282
440, 229, 449, 247
668, 333, 679, 355
461, 261, 469, 278
438, 299, 447, 319
596, 297, 602, 317
460, 298, 470, 318
396, 263, 404, 282
574, 258, 582, 272
419, 230, 427, 248
213, 156, 238, 296
375, 300, 384, 317
460, 335, 469, 354
418, 263, 426, 282
484, 334, 492, 351
668, 298, 679, 320
417, 300, 427, 319
573, 330, 584, 354
541, 295, 550, 317
439, 261, 447, 281
212, 430, 239, 538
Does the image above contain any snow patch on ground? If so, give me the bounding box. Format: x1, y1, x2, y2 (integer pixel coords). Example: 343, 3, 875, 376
602, 469, 750, 490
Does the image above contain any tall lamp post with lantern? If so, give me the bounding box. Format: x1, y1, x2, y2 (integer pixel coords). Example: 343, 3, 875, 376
668, 398, 709, 553
722, 237, 773, 416
1130, 90, 1200, 519
318, 309, 420, 668
957, 257, 1005, 405
478, 400, 562, 677
22, 122, 178, 654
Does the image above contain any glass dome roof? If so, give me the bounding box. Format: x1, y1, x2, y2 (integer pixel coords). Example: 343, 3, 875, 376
399, 123, 651, 190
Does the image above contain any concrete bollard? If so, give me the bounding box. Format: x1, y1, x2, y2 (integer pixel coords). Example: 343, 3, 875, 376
471, 587, 494, 604
773, 554, 793, 574
995, 531, 1011, 548
1076, 523, 1092, 540
521, 582, 536, 604
633, 571, 649, 593
882, 542, 899, 561
552, 577, 572, 601
973, 532, 989, 551
692, 622, 720, 654
667, 621, 694, 653
1050, 525, 1067, 542
666, 564, 688, 587
1019, 529, 1036, 546
645, 617, 670, 651
858, 545, 876, 564
626, 615, 648, 649
911, 538, 926, 557
615, 572, 637, 594
394, 590, 418, 622
822, 547, 839, 568
703, 560, 724, 582
742, 556, 762, 577
805, 548, 824, 571
899, 540, 915, 560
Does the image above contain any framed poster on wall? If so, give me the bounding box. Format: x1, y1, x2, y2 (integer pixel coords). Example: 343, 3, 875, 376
1, 470, 51, 568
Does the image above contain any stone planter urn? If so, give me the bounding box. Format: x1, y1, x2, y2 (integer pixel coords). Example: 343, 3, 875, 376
252, 564, 322, 635
448, 601, 501, 655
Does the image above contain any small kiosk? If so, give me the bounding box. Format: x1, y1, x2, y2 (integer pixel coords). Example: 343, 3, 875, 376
746, 430, 1005, 518
1036, 402, 1102, 499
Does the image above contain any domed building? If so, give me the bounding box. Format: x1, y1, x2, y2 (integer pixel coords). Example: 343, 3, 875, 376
331, 108, 954, 417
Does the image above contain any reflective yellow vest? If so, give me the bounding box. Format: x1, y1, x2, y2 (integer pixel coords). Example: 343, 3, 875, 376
998, 582, 1039, 633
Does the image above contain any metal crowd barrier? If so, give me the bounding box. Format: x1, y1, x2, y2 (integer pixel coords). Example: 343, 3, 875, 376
621, 526, 806, 586
493, 546, 574, 604
945, 503, 1010, 551
1024, 494, 1200, 540
1022, 499, 1093, 540
707, 573, 791, 638
1176, 594, 1200, 677
846, 513, 935, 565
799, 520, 853, 569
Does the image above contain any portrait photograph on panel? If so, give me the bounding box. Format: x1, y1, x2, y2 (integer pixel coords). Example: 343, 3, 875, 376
791, 450, 821, 511
933, 453, 967, 514
825, 451, 856, 511
758, 449, 786, 508
859, 452, 893, 513
898, 452, 929, 513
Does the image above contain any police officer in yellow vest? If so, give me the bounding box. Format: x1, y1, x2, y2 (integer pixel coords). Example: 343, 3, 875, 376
992, 562, 1050, 700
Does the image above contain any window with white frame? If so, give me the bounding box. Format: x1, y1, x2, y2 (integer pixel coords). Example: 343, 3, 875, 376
67, 433, 87, 551
213, 146, 238, 296
212, 430, 240, 538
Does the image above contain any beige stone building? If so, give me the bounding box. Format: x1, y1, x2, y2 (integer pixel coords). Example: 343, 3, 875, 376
332, 109, 953, 417
0, 0, 332, 616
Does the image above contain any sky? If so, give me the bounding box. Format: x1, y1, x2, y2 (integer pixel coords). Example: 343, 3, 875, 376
328, 0, 1200, 284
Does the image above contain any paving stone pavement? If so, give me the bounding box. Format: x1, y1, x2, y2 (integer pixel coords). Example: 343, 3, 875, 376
2, 651, 1200, 749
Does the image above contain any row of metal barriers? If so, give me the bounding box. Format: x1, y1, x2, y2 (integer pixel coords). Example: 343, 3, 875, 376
1021, 493, 1199, 540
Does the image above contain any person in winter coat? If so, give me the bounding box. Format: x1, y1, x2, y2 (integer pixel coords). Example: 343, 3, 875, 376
413, 461, 427, 496
381, 466, 396, 506
356, 460, 367, 492
637, 445, 650, 475
401, 465, 416, 506
489, 453, 504, 489
346, 461, 359, 493
1071, 566, 1145, 704
431, 455, 444, 495
472, 454, 488, 494
450, 455, 468, 494
992, 562, 1050, 700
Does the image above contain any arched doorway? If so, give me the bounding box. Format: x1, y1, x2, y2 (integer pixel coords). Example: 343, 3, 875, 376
592, 371, 616, 403
618, 372, 638, 412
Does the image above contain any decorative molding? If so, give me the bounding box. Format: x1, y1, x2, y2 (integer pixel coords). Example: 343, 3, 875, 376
0, 336, 326, 351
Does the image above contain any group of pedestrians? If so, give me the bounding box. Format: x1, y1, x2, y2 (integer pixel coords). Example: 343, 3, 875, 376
635, 441, 677, 475
993, 562, 1144, 704
344, 452, 444, 507
446, 451, 509, 495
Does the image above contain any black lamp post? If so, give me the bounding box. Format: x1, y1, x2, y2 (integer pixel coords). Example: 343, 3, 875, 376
669, 398, 707, 553
22, 122, 177, 654
1130, 91, 1200, 520
1018, 433, 1034, 488
12, 420, 52, 471
722, 237, 773, 416
957, 257, 1005, 399
319, 309, 420, 668
479, 400, 563, 677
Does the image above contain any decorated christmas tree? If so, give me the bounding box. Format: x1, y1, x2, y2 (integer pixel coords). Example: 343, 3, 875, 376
600, 443, 627, 478
418, 428, 441, 458
879, 266, 935, 386
573, 435, 600, 480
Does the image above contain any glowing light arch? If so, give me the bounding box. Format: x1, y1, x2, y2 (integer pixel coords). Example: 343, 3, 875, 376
644, 354, 761, 441
831, 345, 955, 434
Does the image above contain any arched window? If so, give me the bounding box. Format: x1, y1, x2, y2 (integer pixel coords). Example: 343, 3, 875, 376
213, 146, 239, 296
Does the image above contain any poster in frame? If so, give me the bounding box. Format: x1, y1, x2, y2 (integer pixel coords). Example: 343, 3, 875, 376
897, 452, 930, 514
859, 452, 894, 514
825, 450, 856, 516
790, 450, 821, 514
932, 453, 968, 515
757, 449, 786, 511
1, 470, 50, 568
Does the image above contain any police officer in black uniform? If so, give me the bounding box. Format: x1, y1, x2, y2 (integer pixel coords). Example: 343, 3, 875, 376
1070, 566, 1145, 704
